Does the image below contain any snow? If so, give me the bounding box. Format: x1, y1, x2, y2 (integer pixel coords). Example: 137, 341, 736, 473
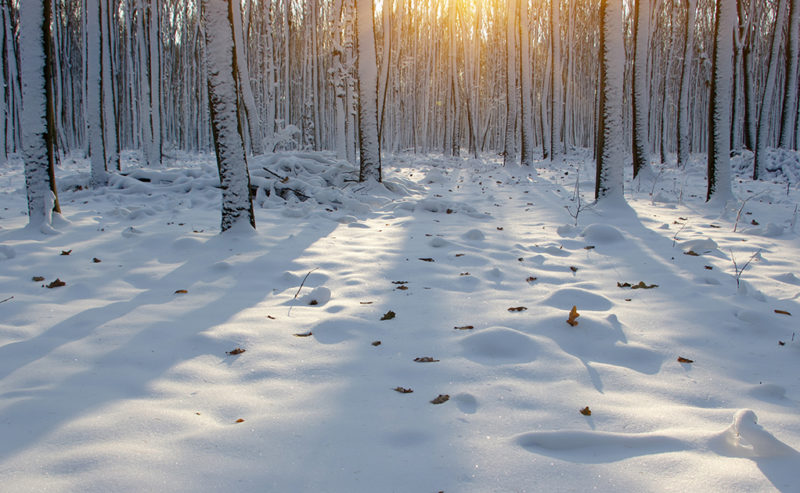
0, 150, 799, 492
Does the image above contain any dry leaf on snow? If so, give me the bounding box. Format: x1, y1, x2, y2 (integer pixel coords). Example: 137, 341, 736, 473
566, 306, 580, 326
60, 250, 72, 256
394, 387, 413, 393
677, 356, 694, 363
414, 357, 439, 362
32, 276, 45, 282
774, 309, 792, 316
454, 325, 474, 330
372, 341, 382, 346
580, 406, 592, 416
174, 289, 188, 294
381, 310, 396, 321
46, 279, 66, 289
508, 306, 527, 312
294, 331, 313, 337
431, 394, 450, 404
419, 257, 435, 262
227, 348, 246, 355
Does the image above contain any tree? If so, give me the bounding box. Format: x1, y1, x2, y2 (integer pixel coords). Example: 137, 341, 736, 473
753, 0, 787, 180
595, 0, 625, 202
503, 0, 518, 166
87, 0, 107, 188
21, 0, 61, 231
355, 0, 381, 182
779, 0, 799, 149
203, 0, 256, 231
231, 0, 264, 155
677, 0, 697, 168
632, 0, 650, 177
519, 0, 534, 165
707, 0, 735, 204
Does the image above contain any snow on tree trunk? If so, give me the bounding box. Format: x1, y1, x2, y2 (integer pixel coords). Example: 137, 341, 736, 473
780, 0, 799, 149
519, 0, 534, 165
707, 0, 735, 204
20, 0, 59, 231
754, 0, 787, 180
356, 0, 381, 182
550, 0, 562, 160
595, 0, 625, 202
632, 0, 650, 176
101, 0, 119, 171
231, 0, 263, 155
503, 0, 518, 166
203, 0, 256, 232
87, 0, 107, 188
148, 0, 162, 166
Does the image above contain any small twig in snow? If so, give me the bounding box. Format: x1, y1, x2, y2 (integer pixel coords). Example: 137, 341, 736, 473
293, 268, 320, 300
731, 249, 761, 288
0, 295, 13, 304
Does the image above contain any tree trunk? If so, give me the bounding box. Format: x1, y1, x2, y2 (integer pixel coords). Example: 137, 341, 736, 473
707, 0, 735, 204
356, 0, 381, 182
595, 0, 625, 202
21, 0, 60, 231
203, 0, 256, 231
780, 0, 799, 148
632, 0, 650, 176
519, 0, 533, 165
231, 0, 263, 154
503, 0, 517, 166
87, 0, 107, 188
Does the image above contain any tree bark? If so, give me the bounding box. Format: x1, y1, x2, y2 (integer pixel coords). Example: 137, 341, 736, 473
356, 0, 381, 182
707, 0, 735, 204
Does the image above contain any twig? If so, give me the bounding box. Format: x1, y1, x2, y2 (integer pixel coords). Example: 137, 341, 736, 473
733, 192, 763, 233
262, 167, 288, 181
672, 222, 687, 248
0, 295, 13, 304
293, 268, 319, 300
731, 249, 761, 288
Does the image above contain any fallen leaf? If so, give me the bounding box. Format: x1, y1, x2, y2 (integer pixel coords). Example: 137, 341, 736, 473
624, 298, 632, 302
414, 357, 439, 362
294, 331, 313, 337
392, 281, 408, 285
174, 289, 188, 294
569, 266, 578, 273
704, 265, 713, 270
508, 306, 527, 312
267, 315, 276, 320
431, 394, 450, 405
567, 306, 580, 326
372, 340, 382, 346
60, 250, 72, 256
32, 276, 45, 282
92, 257, 102, 263
584, 245, 595, 250
677, 356, 694, 363
580, 406, 592, 416
497, 227, 504, 231
396, 285, 409, 290
360, 301, 374, 305
751, 219, 759, 225
235, 418, 245, 423
778, 341, 786, 346
454, 325, 474, 330
709, 224, 721, 228
617, 281, 632, 288
774, 309, 792, 316
308, 299, 318, 305
455, 253, 465, 257
418, 257, 435, 262
394, 387, 413, 393
630, 281, 658, 289
381, 310, 396, 321
679, 217, 688, 221
526, 276, 538, 283
446, 209, 454, 214
684, 250, 700, 256
227, 348, 246, 355
460, 272, 470, 276
46, 279, 66, 289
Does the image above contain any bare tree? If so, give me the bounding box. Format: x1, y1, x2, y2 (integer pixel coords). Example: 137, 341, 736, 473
707, 0, 735, 204
356, 0, 381, 182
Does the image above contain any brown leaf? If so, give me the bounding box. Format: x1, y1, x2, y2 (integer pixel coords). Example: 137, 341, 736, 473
778, 341, 786, 346
235, 418, 245, 423
360, 301, 374, 305
396, 285, 409, 290
381, 310, 396, 321
32, 276, 45, 282
414, 356, 439, 362
454, 325, 474, 330
704, 265, 713, 270
508, 306, 528, 312
526, 276, 538, 283
774, 309, 792, 316
455, 253, 465, 257
294, 331, 313, 337
392, 281, 408, 285
679, 217, 688, 221
227, 348, 246, 355
617, 281, 632, 288
418, 257, 435, 262
92, 257, 102, 263
174, 289, 188, 294
624, 298, 632, 302
60, 250, 72, 256
394, 387, 414, 393
580, 406, 592, 416
46, 278, 66, 289
677, 357, 694, 363
308, 299, 318, 305
684, 250, 700, 256
566, 306, 580, 326
446, 209, 454, 214
267, 315, 276, 320
431, 394, 450, 405
460, 272, 470, 276
371, 340, 382, 346
630, 281, 658, 289
497, 227, 504, 231
709, 224, 721, 228
584, 245, 596, 250
751, 219, 759, 225
569, 266, 578, 272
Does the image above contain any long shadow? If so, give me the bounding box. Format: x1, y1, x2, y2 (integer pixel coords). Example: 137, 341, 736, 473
0, 218, 337, 463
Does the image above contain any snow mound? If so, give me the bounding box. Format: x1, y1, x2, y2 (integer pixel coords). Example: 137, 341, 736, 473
0, 244, 15, 260
462, 229, 485, 241
542, 288, 613, 311
679, 238, 719, 254
774, 273, 800, 285
711, 409, 798, 458
460, 327, 539, 364
580, 223, 625, 244
733, 148, 800, 184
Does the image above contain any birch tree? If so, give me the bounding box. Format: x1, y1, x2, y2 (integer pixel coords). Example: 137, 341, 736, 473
780, 0, 799, 149
356, 0, 381, 182
632, 0, 650, 177
87, 0, 107, 187
595, 0, 625, 202
677, 0, 697, 168
203, 0, 256, 231
21, 0, 61, 231
504, 0, 518, 166
707, 0, 735, 204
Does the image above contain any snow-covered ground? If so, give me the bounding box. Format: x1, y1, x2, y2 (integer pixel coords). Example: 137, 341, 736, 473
0, 150, 798, 492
